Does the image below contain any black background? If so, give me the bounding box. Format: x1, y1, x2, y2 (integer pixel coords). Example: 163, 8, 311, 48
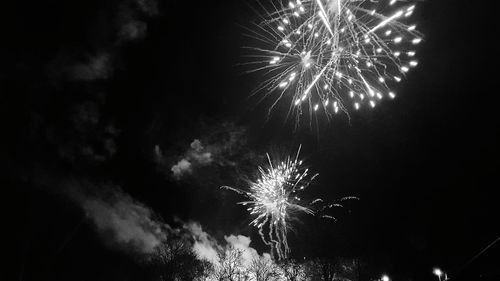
2, 0, 498, 280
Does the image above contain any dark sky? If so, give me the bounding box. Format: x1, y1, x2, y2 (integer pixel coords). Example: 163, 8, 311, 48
2, 0, 498, 280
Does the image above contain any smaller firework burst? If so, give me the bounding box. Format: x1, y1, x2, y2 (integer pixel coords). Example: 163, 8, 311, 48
222, 145, 357, 260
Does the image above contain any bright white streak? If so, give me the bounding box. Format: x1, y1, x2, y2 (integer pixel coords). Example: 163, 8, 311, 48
367, 10, 403, 34
315, 0, 335, 37
356, 67, 374, 97
304, 62, 330, 95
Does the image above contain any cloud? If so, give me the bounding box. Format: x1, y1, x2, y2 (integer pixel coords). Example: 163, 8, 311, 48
119, 20, 148, 41
79, 186, 167, 254
159, 122, 257, 181
171, 159, 193, 179
134, 0, 159, 16
184, 222, 221, 264
170, 139, 213, 179
224, 234, 268, 267
69, 53, 112, 81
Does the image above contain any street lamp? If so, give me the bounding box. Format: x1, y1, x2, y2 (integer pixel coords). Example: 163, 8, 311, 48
433, 268, 444, 281
381, 274, 390, 281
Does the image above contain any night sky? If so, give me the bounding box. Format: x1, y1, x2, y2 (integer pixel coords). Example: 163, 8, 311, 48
2, 0, 498, 281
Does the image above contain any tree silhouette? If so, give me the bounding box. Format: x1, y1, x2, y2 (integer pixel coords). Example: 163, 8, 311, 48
212, 246, 247, 281
279, 259, 306, 281
153, 238, 212, 281
247, 256, 280, 281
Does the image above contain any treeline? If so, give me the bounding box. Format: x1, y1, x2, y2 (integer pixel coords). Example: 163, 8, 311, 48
146, 238, 361, 281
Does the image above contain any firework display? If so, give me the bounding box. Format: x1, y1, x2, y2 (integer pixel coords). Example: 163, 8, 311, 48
245, 0, 423, 121
222, 146, 356, 259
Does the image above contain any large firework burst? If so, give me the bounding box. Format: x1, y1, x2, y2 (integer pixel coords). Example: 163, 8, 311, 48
244, 0, 423, 123
222, 146, 356, 259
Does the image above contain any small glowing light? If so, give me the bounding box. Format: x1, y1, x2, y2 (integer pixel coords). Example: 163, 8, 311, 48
412, 38, 422, 44
278, 26, 285, 31
405, 10, 413, 17
433, 268, 443, 277
294, 99, 300, 106
308, 23, 313, 29
381, 275, 390, 281
378, 77, 385, 83
360, 94, 365, 100
283, 18, 289, 24
314, 104, 319, 111
366, 62, 373, 67
401, 66, 409, 72
289, 1, 295, 8
314, 32, 319, 37
394, 36, 403, 43
409, 60, 418, 67
407, 51, 416, 57
370, 100, 376, 108
349, 91, 355, 98
376, 48, 383, 53
376, 92, 383, 99
394, 51, 401, 57
354, 102, 360, 110
323, 84, 328, 90
385, 30, 392, 36
389, 92, 396, 99
390, 0, 397, 5
394, 76, 402, 82
408, 25, 416, 31
279, 81, 288, 88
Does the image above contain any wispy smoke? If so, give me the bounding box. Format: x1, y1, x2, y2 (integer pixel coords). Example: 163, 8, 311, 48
184, 222, 221, 264
224, 234, 270, 267
157, 122, 257, 181
71, 184, 265, 263
69, 53, 113, 81
75, 186, 167, 254
170, 139, 213, 179
183, 222, 267, 267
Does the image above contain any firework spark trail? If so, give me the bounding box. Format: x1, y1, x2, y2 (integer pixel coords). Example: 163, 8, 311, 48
222, 146, 357, 260
244, 0, 423, 123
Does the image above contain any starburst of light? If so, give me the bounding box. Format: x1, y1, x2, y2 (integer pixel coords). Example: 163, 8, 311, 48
222, 146, 357, 259
244, 0, 423, 123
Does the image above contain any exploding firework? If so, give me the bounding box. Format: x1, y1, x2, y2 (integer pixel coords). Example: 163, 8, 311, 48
222, 146, 356, 259
244, 0, 423, 122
